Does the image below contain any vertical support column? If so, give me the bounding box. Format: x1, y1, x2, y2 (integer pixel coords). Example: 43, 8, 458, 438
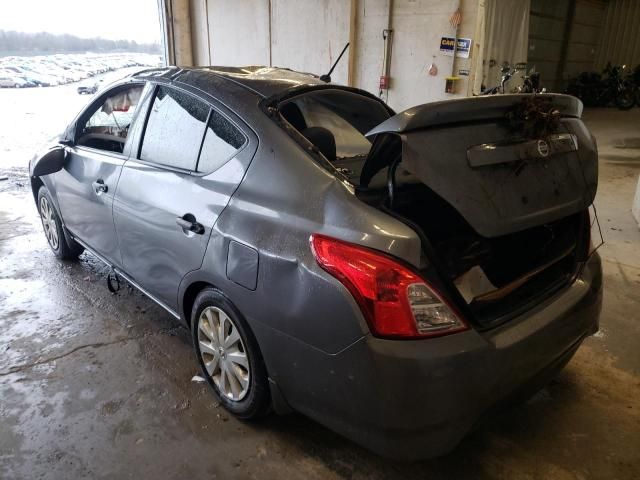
347, 0, 358, 86
268, 0, 273, 67
469, 0, 485, 96
633, 175, 640, 228
158, 0, 194, 66
379, 0, 394, 101
556, 0, 576, 90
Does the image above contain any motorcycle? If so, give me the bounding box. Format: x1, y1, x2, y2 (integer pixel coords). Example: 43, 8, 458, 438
481, 64, 515, 95
482, 64, 544, 95
566, 63, 635, 110
517, 69, 545, 94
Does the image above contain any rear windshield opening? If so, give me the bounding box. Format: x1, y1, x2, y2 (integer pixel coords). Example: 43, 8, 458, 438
278, 89, 391, 182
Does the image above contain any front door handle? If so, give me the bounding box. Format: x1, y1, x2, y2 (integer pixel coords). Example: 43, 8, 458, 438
92, 179, 108, 195
176, 214, 205, 235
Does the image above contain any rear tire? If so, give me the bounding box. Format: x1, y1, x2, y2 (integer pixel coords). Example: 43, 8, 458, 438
37, 186, 84, 260
191, 288, 270, 419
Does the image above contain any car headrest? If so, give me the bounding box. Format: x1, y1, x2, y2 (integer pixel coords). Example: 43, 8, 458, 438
280, 102, 307, 131
301, 126, 336, 162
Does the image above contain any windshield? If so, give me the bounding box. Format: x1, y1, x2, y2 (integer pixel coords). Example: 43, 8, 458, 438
279, 89, 391, 162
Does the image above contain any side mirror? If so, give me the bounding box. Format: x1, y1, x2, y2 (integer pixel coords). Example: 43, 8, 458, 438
30, 145, 67, 177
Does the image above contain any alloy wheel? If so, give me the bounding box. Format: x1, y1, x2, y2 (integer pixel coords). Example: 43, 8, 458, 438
39, 196, 59, 250
197, 306, 250, 401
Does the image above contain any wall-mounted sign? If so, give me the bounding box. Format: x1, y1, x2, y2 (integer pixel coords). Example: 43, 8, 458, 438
440, 36, 471, 58
458, 69, 470, 76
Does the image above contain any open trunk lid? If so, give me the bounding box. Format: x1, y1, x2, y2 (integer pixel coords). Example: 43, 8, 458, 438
362, 94, 597, 238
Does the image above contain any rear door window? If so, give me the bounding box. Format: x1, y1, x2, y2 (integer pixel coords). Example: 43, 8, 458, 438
196, 109, 246, 173
140, 86, 208, 170
293, 95, 372, 158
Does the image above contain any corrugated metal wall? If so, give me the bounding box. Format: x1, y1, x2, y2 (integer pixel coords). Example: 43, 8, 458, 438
596, 0, 640, 69
528, 0, 572, 91
565, 0, 607, 77
529, 0, 607, 91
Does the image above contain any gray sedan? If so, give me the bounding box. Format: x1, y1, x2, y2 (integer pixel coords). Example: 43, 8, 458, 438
30, 66, 602, 460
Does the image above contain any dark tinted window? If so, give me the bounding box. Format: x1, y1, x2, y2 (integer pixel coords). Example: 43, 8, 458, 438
140, 86, 208, 170
197, 109, 245, 173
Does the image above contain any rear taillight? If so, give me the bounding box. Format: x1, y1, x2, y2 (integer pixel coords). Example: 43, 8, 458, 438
310, 234, 468, 339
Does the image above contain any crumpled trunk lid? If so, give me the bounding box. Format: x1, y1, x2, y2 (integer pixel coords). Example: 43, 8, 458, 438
362, 94, 597, 238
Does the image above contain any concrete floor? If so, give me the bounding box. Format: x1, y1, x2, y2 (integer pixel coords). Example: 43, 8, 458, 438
1, 109, 639, 480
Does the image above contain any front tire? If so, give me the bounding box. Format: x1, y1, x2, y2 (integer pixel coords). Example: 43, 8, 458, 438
191, 288, 270, 419
37, 186, 84, 260
616, 88, 635, 110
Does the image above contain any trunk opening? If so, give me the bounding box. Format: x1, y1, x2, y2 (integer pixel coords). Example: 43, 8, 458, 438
270, 90, 597, 328
357, 183, 590, 330
355, 95, 596, 329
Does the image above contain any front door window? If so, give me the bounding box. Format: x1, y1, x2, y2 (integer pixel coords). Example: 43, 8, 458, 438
77, 85, 144, 153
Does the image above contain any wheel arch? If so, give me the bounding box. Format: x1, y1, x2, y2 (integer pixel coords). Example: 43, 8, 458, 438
181, 280, 215, 328
30, 176, 44, 205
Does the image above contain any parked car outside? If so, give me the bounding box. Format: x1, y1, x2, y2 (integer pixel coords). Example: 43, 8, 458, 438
29, 66, 603, 460
19, 65, 59, 86
40, 62, 75, 83
0, 75, 33, 88
0, 76, 18, 88
1, 65, 46, 86
77, 81, 99, 94
22, 74, 50, 87
0, 53, 160, 88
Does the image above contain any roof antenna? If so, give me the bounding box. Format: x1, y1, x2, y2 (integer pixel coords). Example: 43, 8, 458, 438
320, 43, 350, 83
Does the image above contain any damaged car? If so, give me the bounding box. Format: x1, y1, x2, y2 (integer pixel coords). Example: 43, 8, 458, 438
30, 66, 602, 460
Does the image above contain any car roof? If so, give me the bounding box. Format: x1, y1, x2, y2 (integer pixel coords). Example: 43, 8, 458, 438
131, 65, 325, 99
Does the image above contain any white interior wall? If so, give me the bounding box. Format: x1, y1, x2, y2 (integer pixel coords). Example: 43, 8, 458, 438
271, 0, 351, 85
357, 0, 483, 109
206, 0, 271, 66
185, 0, 483, 110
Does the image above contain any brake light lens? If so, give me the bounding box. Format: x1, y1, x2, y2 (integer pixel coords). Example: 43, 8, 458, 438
310, 234, 468, 339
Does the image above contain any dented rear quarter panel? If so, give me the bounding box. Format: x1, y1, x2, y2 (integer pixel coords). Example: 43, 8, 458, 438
181, 113, 423, 356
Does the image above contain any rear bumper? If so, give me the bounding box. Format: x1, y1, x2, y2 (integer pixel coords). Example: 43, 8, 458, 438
282, 253, 602, 460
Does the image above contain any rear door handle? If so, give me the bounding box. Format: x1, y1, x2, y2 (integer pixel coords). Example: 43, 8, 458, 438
176, 214, 205, 235
92, 179, 108, 194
